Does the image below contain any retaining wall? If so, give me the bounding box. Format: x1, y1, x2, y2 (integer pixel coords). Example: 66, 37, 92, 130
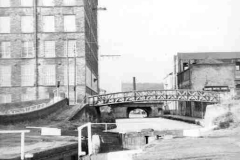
0, 98, 68, 124
0, 99, 50, 112
71, 104, 100, 122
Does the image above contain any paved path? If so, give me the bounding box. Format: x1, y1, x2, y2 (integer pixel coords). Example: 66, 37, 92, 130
134, 127, 240, 160
109, 117, 200, 133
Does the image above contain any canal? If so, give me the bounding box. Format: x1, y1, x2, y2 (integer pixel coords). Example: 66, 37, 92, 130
110, 117, 200, 133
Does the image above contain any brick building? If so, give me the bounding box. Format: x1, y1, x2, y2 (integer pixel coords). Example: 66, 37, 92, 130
0, 0, 99, 104
173, 52, 240, 117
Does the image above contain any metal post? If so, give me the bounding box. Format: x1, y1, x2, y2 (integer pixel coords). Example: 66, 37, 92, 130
20, 132, 25, 160
88, 123, 92, 155
105, 123, 107, 131
66, 40, 70, 101
78, 128, 82, 157
201, 102, 204, 119
33, 0, 38, 100
74, 44, 77, 104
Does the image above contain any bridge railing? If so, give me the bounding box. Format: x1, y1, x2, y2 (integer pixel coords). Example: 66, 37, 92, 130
88, 90, 220, 106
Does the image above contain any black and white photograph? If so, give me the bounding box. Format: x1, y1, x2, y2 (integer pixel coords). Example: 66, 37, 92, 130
0, 0, 240, 159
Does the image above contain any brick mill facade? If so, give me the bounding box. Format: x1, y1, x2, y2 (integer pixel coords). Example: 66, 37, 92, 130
0, 0, 99, 104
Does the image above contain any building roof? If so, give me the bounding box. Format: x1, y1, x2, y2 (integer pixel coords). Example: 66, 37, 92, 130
197, 58, 224, 64
177, 52, 240, 60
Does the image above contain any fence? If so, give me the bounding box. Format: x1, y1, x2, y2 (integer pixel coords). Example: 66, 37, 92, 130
0, 130, 30, 160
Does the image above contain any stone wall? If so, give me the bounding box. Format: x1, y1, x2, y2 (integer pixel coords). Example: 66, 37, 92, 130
191, 64, 235, 91
111, 103, 163, 119
71, 104, 100, 122
0, 98, 49, 112
0, 98, 68, 124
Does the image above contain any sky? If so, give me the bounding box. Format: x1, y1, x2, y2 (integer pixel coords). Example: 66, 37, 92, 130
98, 0, 240, 92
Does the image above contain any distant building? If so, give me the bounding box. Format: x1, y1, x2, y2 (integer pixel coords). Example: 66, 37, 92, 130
0, 0, 99, 105
163, 72, 177, 114
163, 72, 174, 90
99, 88, 107, 94
174, 52, 240, 117
121, 83, 164, 92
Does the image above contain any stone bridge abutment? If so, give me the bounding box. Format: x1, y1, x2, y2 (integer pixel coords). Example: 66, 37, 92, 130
109, 103, 164, 119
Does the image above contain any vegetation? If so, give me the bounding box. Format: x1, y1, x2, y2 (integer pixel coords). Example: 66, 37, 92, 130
213, 112, 235, 129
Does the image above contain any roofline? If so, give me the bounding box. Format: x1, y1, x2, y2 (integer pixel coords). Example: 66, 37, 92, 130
177, 52, 240, 60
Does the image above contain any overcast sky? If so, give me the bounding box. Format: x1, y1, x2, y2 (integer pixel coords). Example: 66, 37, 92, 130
98, 0, 240, 92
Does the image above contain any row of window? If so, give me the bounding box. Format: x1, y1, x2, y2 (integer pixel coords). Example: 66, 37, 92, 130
0, 94, 11, 103
182, 61, 240, 71
0, 65, 76, 87
0, 93, 49, 104
0, 40, 76, 58
0, 0, 76, 7
0, 15, 76, 33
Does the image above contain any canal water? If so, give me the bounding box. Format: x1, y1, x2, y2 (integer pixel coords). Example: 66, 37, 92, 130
109, 117, 200, 133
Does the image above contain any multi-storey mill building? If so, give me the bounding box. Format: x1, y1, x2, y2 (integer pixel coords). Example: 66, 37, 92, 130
0, 0, 99, 104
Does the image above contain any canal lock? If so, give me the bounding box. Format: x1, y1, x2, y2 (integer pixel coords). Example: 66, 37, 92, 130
91, 128, 160, 154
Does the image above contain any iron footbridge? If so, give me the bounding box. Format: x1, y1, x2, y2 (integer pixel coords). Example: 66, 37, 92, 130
88, 90, 220, 106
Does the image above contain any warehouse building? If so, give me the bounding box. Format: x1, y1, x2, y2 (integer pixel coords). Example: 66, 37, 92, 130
0, 0, 99, 104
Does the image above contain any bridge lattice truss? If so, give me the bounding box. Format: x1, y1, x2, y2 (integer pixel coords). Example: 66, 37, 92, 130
88, 90, 220, 106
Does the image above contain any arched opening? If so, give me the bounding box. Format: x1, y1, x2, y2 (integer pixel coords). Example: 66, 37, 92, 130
128, 108, 147, 118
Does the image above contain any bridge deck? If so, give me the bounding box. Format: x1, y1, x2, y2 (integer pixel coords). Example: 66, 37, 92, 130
88, 90, 220, 106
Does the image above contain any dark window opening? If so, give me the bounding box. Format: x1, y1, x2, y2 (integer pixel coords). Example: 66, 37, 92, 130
236, 62, 240, 71
183, 62, 189, 71
236, 84, 240, 89
145, 136, 149, 144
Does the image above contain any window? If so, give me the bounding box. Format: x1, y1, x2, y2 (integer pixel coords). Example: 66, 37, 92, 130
22, 41, 34, 58
0, 0, 10, 7
21, 16, 33, 33
65, 65, 74, 85
21, 65, 34, 86
183, 62, 189, 71
64, 65, 75, 85
0, 17, 10, 33
21, 93, 35, 101
43, 41, 55, 57
236, 62, 240, 71
41, 65, 55, 85
236, 84, 240, 89
41, 0, 54, 6
64, 40, 76, 57
20, 0, 33, 6
42, 16, 55, 32
63, 0, 75, 6
38, 88, 49, 99
0, 66, 11, 86
0, 42, 11, 58
0, 94, 11, 104
64, 15, 76, 32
